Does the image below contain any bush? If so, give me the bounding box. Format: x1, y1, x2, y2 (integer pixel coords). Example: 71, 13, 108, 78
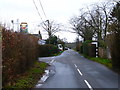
39, 44, 59, 57
76, 44, 81, 51
88, 44, 96, 57
80, 45, 83, 53
9, 61, 48, 88
2, 28, 60, 87
99, 40, 106, 48
107, 33, 120, 70
81, 40, 96, 57
82, 40, 92, 56
107, 1, 120, 71
90, 57, 112, 68
2, 29, 39, 86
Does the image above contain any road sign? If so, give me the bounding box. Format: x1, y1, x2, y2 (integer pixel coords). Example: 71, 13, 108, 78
38, 39, 46, 45
20, 22, 28, 33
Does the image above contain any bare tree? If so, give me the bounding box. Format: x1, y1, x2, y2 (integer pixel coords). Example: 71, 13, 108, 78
81, 3, 112, 42
69, 2, 113, 46
41, 20, 62, 38
69, 11, 95, 41
98, 2, 112, 40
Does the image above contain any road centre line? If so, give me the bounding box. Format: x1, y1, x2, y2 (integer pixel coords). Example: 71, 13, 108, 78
84, 80, 93, 90
74, 64, 83, 76
74, 64, 77, 68
74, 64, 93, 90
50, 59, 54, 64
77, 69, 83, 76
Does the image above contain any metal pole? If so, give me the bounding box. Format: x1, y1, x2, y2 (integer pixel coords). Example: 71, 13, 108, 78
46, 20, 50, 44
17, 19, 19, 32
11, 20, 14, 31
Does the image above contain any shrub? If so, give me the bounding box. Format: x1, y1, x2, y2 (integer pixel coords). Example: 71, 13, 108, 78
2, 28, 59, 87
99, 40, 107, 48
88, 44, 96, 57
82, 40, 92, 56
90, 57, 112, 68
107, 33, 120, 70
39, 44, 59, 57
2, 29, 39, 86
80, 45, 83, 53
107, 1, 120, 71
76, 44, 81, 51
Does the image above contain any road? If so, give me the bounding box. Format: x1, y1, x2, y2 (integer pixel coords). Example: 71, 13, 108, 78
38, 49, 120, 89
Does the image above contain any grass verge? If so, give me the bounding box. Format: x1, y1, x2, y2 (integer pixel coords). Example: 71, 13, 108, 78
4, 61, 48, 88
52, 51, 64, 56
89, 57, 112, 69
82, 54, 120, 74
81, 54, 112, 69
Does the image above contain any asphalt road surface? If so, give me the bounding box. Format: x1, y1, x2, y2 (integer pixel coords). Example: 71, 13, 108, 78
38, 49, 120, 89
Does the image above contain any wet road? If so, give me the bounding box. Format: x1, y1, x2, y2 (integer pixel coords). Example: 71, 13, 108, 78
38, 49, 120, 89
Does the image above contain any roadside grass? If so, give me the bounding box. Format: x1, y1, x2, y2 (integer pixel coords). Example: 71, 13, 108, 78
4, 61, 48, 88
80, 53, 120, 74
52, 50, 64, 56
89, 57, 112, 69
4, 50, 62, 89
80, 54, 112, 69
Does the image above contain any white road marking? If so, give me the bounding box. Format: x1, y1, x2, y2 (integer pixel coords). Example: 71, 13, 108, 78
36, 84, 43, 88
50, 59, 55, 64
77, 69, 83, 76
84, 80, 93, 90
36, 70, 50, 88
74, 64, 77, 68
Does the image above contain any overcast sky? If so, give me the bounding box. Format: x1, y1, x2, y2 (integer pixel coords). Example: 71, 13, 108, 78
0, 0, 111, 42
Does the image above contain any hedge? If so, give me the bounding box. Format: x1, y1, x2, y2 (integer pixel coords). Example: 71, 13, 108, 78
2, 29, 59, 87
2, 29, 39, 86
107, 33, 120, 70
82, 40, 92, 56
80, 40, 96, 57
39, 44, 59, 57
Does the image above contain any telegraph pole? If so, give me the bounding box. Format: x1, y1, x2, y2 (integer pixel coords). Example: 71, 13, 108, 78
39, 30, 42, 39
11, 20, 14, 31
17, 19, 19, 32
46, 20, 50, 44
46, 20, 49, 32
11, 19, 20, 32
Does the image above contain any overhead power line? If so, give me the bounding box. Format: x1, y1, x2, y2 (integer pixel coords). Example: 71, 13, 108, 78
38, 0, 47, 19
33, 0, 43, 20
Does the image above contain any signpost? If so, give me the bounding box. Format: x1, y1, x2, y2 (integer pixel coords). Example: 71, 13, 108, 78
38, 39, 46, 45
20, 22, 28, 33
